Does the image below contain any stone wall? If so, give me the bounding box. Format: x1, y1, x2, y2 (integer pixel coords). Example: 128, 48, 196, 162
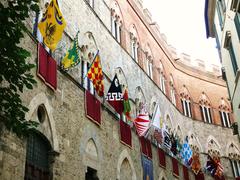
0, 0, 240, 179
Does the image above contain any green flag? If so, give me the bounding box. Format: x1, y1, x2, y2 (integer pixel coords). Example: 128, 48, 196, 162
123, 89, 131, 119
61, 31, 80, 69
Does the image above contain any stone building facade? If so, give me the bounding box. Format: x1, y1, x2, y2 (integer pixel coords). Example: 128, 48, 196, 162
1, 0, 240, 179
204, 0, 240, 138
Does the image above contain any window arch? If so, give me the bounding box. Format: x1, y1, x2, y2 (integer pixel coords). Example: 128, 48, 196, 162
169, 75, 176, 106
227, 143, 240, 178
219, 98, 231, 128
110, 1, 124, 43
180, 85, 192, 118
129, 24, 140, 63
25, 132, 52, 180
79, 32, 99, 94
144, 44, 153, 79
199, 92, 212, 124
159, 61, 166, 94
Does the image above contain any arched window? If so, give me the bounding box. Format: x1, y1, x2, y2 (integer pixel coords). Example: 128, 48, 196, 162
230, 159, 240, 177
145, 45, 153, 79
25, 132, 52, 180
219, 98, 231, 128
129, 25, 140, 63
80, 32, 97, 95
130, 35, 139, 62
159, 62, 166, 94
111, 7, 122, 43
146, 58, 153, 78
180, 86, 192, 118
228, 143, 240, 177
199, 92, 212, 123
169, 75, 176, 106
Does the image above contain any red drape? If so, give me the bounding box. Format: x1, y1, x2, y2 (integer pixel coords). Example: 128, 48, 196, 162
119, 120, 132, 147
183, 165, 189, 180
195, 171, 205, 180
46, 55, 57, 90
172, 157, 179, 177
158, 148, 166, 168
38, 44, 48, 80
85, 90, 101, 125
38, 43, 57, 90
139, 137, 152, 159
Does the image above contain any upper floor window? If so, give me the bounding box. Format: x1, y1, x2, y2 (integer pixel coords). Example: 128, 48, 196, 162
170, 75, 176, 106
230, 159, 240, 178
216, 0, 226, 29
220, 111, 231, 127
111, 9, 122, 43
181, 98, 192, 118
145, 56, 153, 79
180, 86, 192, 118
130, 25, 140, 63
200, 105, 212, 123
79, 35, 96, 94
224, 31, 239, 75
219, 98, 231, 127
230, 0, 240, 12
130, 36, 139, 62
87, 0, 94, 8
199, 92, 212, 123
159, 73, 166, 94
231, 0, 240, 40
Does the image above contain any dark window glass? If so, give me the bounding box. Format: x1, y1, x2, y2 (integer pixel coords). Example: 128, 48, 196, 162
234, 13, 240, 40
25, 133, 51, 180
229, 41, 238, 75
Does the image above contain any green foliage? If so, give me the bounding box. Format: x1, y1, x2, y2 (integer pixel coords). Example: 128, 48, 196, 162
0, 0, 40, 137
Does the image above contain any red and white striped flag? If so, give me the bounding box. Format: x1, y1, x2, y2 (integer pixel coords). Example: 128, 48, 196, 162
134, 113, 151, 137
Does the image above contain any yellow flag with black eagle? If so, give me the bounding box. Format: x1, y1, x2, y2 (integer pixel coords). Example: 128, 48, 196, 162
38, 0, 66, 50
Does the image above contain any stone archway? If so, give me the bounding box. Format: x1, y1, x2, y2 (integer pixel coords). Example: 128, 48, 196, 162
25, 92, 59, 152
116, 149, 137, 180
80, 125, 103, 179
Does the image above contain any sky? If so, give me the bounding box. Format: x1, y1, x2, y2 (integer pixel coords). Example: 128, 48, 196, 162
143, 0, 221, 67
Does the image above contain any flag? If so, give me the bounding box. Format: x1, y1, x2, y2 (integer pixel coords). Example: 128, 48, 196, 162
123, 89, 131, 119
163, 129, 171, 150
153, 129, 163, 144
152, 104, 162, 129
205, 155, 217, 176
142, 155, 154, 180
134, 113, 150, 137
205, 155, 224, 178
215, 160, 224, 178
180, 138, 193, 165
87, 51, 104, 97
61, 31, 80, 69
38, 0, 66, 50
190, 152, 201, 175
106, 74, 123, 114
170, 134, 178, 156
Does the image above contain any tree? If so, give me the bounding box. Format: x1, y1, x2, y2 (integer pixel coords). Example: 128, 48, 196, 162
0, 0, 40, 136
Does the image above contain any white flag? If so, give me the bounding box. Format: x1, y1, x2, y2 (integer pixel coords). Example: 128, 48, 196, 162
152, 105, 162, 129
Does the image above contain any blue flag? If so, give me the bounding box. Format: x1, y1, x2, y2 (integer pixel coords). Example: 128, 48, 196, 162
180, 137, 193, 165
142, 155, 154, 180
